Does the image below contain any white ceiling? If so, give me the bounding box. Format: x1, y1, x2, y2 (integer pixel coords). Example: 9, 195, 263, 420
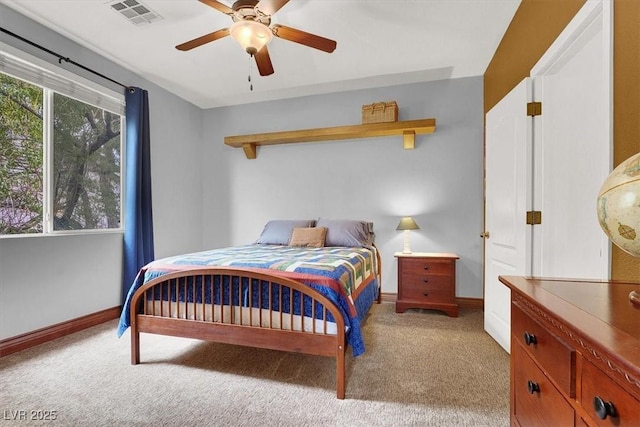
2, 0, 521, 109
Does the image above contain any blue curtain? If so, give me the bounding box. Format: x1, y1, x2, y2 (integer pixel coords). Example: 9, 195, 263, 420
122, 87, 154, 304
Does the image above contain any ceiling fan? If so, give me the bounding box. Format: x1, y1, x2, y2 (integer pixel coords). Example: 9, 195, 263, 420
176, 0, 337, 77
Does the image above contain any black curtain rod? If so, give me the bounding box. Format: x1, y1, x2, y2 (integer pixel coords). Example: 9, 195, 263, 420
1, 27, 131, 91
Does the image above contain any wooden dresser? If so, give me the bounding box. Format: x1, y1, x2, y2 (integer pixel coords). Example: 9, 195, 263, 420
499, 276, 640, 426
395, 252, 459, 317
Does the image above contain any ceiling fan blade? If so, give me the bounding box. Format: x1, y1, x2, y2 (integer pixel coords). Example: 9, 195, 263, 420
272, 24, 337, 53
198, 0, 234, 15
254, 46, 275, 76
256, 0, 289, 16
175, 28, 230, 51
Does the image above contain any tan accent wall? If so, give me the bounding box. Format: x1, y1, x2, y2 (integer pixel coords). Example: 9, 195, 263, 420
612, 0, 640, 280
484, 0, 586, 113
484, 0, 640, 280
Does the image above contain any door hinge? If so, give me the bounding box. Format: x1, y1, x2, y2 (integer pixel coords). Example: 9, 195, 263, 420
527, 102, 542, 116
526, 211, 542, 225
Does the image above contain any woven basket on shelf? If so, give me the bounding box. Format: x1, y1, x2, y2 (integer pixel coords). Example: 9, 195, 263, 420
361, 101, 398, 124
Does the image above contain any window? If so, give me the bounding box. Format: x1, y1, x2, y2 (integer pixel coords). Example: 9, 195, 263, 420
0, 48, 124, 235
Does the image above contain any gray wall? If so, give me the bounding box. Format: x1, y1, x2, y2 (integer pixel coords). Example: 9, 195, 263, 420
202, 77, 485, 296
0, 5, 203, 339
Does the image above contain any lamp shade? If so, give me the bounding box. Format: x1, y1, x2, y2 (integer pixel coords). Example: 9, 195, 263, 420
229, 20, 273, 55
396, 217, 420, 231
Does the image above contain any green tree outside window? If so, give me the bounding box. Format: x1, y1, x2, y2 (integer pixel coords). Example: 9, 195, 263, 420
1, 73, 122, 234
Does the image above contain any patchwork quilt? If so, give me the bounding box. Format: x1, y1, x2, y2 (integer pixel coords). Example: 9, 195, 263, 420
118, 244, 379, 356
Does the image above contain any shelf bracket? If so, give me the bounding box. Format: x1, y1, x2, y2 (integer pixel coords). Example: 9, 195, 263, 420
242, 143, 257, 159
403, 131, 416, 150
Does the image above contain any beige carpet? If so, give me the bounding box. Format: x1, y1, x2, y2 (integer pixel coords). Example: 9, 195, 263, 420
0, 303, 509, 426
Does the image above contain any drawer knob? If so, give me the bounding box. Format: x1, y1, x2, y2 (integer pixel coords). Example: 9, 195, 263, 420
593, 396, 617, 420
527, 380, 540, 394
524, 331, 537, 346
423, 265, 429, 270
423, 292, 429, 297
423, 279, 429, 283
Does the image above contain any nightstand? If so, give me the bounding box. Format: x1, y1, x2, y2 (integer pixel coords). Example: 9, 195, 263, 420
395, 252, 459, 317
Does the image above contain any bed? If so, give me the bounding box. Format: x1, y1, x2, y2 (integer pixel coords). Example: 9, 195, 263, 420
117, 219, 381, 399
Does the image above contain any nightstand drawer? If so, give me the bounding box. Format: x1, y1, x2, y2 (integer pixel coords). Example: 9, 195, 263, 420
511, 303, 575, 398
401, 273, 451, 289
400, 259, 453, 276
400, 278, 453, 302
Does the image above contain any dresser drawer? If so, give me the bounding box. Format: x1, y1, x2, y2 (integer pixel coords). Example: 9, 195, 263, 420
400, 258, 453, 276
399, 275, 453, 302
581, 358, 640, 426
513, 343, 575, 427
511, 303, 575, 398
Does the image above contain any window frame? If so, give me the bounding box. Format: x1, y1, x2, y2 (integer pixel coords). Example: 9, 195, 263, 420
0, 42, 126, 237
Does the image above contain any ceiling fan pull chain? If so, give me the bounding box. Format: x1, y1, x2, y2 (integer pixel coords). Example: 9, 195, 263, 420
248, 54, 253, 91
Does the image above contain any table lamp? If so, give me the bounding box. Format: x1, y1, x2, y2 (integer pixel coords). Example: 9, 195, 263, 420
396, 216, 420, 254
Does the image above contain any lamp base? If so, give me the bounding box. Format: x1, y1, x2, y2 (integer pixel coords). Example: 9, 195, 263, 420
402, 230, 412, 254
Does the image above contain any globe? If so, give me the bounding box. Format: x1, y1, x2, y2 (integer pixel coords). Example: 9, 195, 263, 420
597, 152, 640, 257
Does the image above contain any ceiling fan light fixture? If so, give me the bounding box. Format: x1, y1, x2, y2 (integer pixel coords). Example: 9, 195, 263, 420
229, 20, 273, 55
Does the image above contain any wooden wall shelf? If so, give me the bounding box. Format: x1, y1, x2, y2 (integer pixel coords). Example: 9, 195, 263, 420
224, 118, 436, 159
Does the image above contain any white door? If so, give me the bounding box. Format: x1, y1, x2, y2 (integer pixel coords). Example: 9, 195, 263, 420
484, 78, 533, 353
483, 0, 613, 354
530, 0, 612, 279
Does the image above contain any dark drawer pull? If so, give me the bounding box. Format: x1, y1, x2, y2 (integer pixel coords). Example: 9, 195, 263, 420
593, 396, 617, 420
423, 292, 429, 297
527, 380, 540, 394
524, 331, 537, 346
423, 279, 429, 283
423, 265, 429, 270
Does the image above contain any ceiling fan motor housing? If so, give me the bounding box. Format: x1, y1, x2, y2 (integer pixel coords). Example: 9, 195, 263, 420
231, 0, 271, 25
232, 0, 259, 10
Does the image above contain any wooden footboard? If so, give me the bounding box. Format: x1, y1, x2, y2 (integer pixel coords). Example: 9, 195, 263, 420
129, 267, 349, 398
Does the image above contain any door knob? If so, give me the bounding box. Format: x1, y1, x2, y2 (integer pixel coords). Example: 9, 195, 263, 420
480, 231, 490, 239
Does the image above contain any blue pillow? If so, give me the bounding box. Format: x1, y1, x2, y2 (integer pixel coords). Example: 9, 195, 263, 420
316, 218, 374, 247
255, 219, 316, 245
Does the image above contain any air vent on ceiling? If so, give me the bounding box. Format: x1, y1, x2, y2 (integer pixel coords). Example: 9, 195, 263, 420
107, 0, 163, 25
